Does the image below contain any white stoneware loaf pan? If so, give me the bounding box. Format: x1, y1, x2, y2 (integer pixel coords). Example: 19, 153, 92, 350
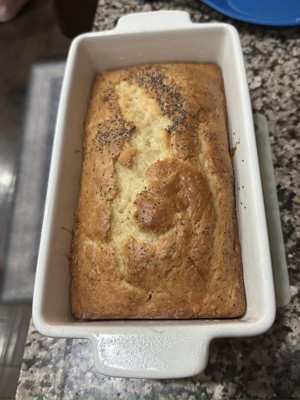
32, 11, 276, 379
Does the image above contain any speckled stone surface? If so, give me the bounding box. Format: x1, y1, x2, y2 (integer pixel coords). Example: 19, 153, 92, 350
16, 0, 300, 398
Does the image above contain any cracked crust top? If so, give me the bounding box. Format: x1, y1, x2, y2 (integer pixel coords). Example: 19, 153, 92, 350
71, 63, 246, 319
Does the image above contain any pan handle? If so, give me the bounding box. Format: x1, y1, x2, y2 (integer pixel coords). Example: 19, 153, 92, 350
114, 10, 193, 33
88, 327, 211, 379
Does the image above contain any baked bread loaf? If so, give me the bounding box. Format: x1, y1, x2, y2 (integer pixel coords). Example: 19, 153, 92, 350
71, 63, 246, 319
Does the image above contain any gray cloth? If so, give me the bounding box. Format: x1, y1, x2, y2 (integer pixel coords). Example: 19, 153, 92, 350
2, 62, 65, 302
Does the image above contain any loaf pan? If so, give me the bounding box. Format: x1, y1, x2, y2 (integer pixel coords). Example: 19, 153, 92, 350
32, 11, 276, 379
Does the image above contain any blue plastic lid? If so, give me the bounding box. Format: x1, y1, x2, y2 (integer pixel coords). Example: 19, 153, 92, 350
201, 0, 300, 26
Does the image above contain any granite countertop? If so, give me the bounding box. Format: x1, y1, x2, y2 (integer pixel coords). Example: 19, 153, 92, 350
16, 1, 300, 398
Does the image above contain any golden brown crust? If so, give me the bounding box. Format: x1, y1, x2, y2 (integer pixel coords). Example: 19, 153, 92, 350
71, 63, 246, 319
118, 146, 137, 168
